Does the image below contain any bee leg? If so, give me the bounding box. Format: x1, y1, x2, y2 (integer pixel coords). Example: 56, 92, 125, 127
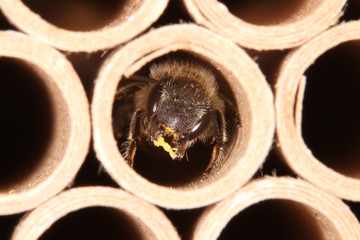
205, 110, 226, 174
115, 75, 158, 101
123, 110, 143, 168
174, 138, 188, 160
114, 82, 146, 140
221, 95, 241, 128
115, 82, 143, 101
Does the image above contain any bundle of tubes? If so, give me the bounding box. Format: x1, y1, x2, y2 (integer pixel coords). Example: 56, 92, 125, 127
1, 0, 360, 239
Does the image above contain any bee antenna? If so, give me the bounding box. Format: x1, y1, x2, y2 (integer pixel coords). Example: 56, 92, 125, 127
127, 75, 160, 84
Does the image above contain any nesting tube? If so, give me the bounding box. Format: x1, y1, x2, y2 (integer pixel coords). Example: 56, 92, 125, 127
275, 21, 360, 201
0, 31, 90, 214
191, 177, 360, 240
0, 0, 168, 52
12, 187, 180, 239
92, 24, 274, 209
183, 0, 346, 50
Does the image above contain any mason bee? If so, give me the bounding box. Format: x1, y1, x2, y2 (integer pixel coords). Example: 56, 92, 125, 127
115, 59, 238, 174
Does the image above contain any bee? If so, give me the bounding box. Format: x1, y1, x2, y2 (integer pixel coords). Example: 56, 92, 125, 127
115, 59, 238, 174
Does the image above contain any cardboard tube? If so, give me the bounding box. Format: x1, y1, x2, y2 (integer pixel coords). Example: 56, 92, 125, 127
12, 187, 180, 240
92, 24, 274, 209
0, 0, 168, 52
0, 31, 90, 214
191, 177, 360, 240
275, 21, 360, 201
183, 0, 346, 50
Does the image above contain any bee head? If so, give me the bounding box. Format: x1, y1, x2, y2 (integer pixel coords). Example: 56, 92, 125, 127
146, 80, 211, 159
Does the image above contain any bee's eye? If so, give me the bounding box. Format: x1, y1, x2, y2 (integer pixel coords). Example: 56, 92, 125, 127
147, 84, 162, 116
189, 111, 211, 140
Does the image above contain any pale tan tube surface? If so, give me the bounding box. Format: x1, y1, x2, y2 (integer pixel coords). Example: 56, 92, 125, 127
0, 31, 90, 214
12, 187, 180, 240
0, 0, 168, 52
92, 24, 274, 209
192, 177, 360, 240
276, 21, 360, 201
183, 0, 346, 50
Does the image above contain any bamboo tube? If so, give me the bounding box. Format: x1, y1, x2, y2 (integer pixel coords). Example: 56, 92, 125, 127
12, 187, 180, 240
0, 0, 168, 52
191, 177, 360, 240
0, 31, 90, 214
92, 24, 274, 209
275, 21, 360, 201
183, 0, 346, 50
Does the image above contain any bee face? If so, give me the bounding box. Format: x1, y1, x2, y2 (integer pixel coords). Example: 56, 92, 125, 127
116, 59, 237, 175
146, 78, 212, 159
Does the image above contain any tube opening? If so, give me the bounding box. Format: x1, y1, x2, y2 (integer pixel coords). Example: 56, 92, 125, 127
218, 0, 315, 26
22, 0, 142, 31
39, 207, 150, 240
0, 58, 54, 191
302, 40, 360, 178
219, 200, 333, 240
112, 51, 240, 187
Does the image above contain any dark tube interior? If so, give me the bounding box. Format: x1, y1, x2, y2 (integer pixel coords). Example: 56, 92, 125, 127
219, 200, 326, 240
0, 58, 53, 191
22, 0, 133, 31
218, 0, 308, 26
39, 207, 146, 240
340, 0, 360, 21
302, 41, 360, 178
112, 51, 239, 187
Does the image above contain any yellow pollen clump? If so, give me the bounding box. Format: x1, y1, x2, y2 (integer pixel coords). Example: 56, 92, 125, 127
154, 135, 177, 159
164, 126, 175, 134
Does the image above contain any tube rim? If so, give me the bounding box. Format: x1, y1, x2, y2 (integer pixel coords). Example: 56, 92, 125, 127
92, 24, 275, 209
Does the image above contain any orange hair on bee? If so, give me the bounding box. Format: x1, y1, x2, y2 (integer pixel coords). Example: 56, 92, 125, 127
149, 59, 219, 100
